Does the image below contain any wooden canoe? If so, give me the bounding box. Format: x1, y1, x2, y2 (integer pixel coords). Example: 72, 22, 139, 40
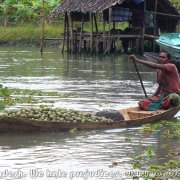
0, 106, 179, 133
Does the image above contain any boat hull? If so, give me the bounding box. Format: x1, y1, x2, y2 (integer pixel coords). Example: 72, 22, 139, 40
0, 106, 179, 133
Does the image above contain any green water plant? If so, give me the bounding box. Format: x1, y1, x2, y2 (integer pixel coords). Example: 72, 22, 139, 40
0, 84, 74, 108
131, 120, 180, 179
139, 120, 180, 139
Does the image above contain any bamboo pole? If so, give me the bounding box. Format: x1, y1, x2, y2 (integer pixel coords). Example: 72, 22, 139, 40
62, 13, 67, 53
103, 17, 106, 53
150, 11, 180, 18
141, 0, 146, 54
66, 13, 70, 53
90, 13, 93, 53
69, 13, 74, 52
94, 13, 98, 33
108, 7, 112, 54
3, 15, 7, 32
40, 0, 45, 53
113, 22, 115, 29
79, 15, 84, 53
153, 0, 158, 52
94, 13, 99, 53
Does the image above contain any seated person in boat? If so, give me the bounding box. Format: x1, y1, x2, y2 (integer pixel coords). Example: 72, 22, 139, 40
130, 51, 180, 110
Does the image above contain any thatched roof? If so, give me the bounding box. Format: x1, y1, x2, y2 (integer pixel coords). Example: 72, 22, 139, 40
53, 0, 125, 15
52, 0, 179, 32
52, 0, 179, 16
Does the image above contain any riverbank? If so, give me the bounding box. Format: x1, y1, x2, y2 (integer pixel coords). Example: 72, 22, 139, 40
0, 22, 128, 47
0, 24, 64, 46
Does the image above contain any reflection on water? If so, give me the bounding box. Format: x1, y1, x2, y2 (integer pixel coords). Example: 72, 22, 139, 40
0, 46, 179, 180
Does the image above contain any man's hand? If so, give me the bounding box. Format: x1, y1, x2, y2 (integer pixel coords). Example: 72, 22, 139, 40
129, 54, 136, 60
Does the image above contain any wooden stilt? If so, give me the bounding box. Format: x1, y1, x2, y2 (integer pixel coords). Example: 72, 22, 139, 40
94, 13, 99, 53
40, 0, 45, 53
103, 17, 106, 53
141, 0, 147, 54
112, 22, 116, 52
69, 13, 74, 52
62, 13, 67, 54
153, 0, 157, 52
113, 22, 115, 29
90, 13, 93, 53
66, 13, 70, 53
94, 13, 98, 33
79, 15, 84, 53
108, 7, 112, 54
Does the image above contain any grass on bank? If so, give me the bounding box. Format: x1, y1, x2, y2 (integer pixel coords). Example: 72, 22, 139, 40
0, 22, 128, 45
0, 23, 64, 45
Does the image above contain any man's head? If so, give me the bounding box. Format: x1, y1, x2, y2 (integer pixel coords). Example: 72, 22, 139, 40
158, 51, 171, 64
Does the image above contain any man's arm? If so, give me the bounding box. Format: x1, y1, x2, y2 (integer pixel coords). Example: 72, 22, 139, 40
130, 55, 167, 70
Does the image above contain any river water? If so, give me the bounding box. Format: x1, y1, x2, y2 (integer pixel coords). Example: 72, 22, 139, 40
0, 46, 179, 180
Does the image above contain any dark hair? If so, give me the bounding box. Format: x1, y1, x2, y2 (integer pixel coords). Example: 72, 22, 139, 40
161, 50, 171, 60
160, 51, 180, 73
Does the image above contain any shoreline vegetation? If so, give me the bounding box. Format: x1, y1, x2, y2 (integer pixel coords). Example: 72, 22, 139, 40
0, 0, 179, 47
0, 22, 129, 47
0, 23, 64, 46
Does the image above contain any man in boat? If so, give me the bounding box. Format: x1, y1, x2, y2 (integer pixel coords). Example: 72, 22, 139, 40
130, 51, 180, 110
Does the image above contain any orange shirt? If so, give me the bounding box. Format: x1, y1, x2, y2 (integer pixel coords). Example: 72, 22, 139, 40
157, 63, 180, 95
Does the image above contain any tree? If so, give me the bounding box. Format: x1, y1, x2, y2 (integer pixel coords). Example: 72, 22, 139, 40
0, 0, 18, 30
170, 0, 180, 11
0, 0, 62, 25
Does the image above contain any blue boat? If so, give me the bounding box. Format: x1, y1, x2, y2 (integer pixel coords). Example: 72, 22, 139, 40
156, 33, 180, 58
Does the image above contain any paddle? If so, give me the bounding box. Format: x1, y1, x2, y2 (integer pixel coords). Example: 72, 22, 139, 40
131, 57, 148, 98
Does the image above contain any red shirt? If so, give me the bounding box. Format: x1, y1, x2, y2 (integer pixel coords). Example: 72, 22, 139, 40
157, 63, 180, 95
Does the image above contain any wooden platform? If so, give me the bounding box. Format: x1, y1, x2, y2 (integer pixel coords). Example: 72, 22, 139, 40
60, 31, 157, 54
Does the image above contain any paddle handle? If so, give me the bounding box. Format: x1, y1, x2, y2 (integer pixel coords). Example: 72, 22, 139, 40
132, 59, 148, 98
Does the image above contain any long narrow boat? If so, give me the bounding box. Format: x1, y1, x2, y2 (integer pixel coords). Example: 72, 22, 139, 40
0, 106, 179, 133
155, 33, 180, 57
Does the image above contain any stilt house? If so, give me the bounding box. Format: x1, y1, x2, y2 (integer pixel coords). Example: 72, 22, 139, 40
52, 0, 179, 54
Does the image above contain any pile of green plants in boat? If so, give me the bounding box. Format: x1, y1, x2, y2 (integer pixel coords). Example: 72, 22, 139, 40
1, 106, 112, 123
0, 84, 112, 123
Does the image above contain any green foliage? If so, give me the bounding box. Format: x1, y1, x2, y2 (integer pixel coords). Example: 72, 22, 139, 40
0, 101, 6, 111
139, 120, 180, 139
0, 0, 178, 25
0, 84, 9, 111
0, 0, 62, 25
0, 0, 178, 26
170, 0, 180, 11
